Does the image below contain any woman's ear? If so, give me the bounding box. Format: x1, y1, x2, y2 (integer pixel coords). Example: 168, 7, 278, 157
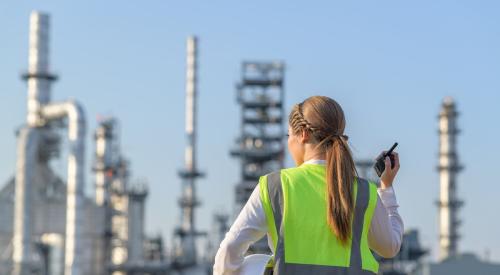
299, 130, 310, 144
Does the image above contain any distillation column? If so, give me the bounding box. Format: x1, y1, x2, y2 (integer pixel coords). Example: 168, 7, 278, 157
437, 97, 463, 261
173, 36, 205, 268
13, 12, 56, 275
94, 119, 117, 274
13, 11, 87, 275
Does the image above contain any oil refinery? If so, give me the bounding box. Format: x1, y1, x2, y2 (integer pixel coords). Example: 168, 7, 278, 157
0, 9, 499, 275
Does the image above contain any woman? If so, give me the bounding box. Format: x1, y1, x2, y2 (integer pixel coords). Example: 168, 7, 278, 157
214, 96, 403, 274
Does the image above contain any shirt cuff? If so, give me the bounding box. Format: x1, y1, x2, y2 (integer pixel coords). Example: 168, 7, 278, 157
377, 186, 399, 208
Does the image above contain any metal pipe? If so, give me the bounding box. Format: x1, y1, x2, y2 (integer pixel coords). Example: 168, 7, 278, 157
40, 234, 64, 275
13, 128, 40, 275
24, 11, 57, 127
437, 97, 463, 261
185, 36, 198, 173
41, 101, 86, 275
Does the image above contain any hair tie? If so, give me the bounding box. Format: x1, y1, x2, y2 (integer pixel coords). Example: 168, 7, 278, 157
328, 134, 348, 141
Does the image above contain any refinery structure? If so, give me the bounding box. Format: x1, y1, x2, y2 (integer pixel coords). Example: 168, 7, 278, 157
1, 9, 500, 275
230, 61, 286, 254
436, 98, 463, 261
0, 12, 162, 275
231, 61, 286, 211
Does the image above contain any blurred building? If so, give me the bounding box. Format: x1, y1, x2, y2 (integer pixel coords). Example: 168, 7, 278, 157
230, 61, 286, 254
0, 11, 164, 275
373, 98, 500, 275
405, 98, 500, 275
411, 253, 500, 275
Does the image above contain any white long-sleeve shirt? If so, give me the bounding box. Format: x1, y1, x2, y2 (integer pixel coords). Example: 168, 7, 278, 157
214, 159, 404, 275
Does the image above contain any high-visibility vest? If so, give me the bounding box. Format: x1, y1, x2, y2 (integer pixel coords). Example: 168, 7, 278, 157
259, 163, 379, 274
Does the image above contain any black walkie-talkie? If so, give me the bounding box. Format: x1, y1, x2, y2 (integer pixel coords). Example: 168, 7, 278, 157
374, 142, 398, 177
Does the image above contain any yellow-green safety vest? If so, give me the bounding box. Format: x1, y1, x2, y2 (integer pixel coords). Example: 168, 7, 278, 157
259, 163, 379, 274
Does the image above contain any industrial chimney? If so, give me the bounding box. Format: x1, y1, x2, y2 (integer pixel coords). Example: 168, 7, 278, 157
14, 11, 87, 275
172, 36, 205, 268
437, 97, 464, 261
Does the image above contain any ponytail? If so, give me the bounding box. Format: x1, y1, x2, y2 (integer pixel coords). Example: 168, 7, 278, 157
289, 96, 357, 245
325, 136, 357, 245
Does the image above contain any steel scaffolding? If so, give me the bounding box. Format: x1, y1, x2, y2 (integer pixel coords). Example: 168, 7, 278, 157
230, 61, 285, 252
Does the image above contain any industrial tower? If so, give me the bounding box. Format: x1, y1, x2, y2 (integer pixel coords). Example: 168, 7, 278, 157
230, 62, 285, 254
13, 11, 88, 275
172, 36, 205, 269
94, 118, 149, 274
437, 97, 464, 261
231, 62, 286, 209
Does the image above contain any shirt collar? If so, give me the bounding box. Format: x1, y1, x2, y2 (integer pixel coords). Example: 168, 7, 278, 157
303, 159, 326, 165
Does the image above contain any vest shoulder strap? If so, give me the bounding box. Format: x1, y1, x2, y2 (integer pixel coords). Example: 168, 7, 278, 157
259, 171, 282, 250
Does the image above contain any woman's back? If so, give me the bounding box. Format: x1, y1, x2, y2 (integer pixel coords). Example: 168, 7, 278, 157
260, 162, 379, 274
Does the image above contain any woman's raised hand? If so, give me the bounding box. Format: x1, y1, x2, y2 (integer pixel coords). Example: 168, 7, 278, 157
379, 151, 400, 189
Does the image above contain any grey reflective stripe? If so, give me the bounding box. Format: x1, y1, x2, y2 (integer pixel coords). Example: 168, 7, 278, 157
266, 175, 374, 275
266, 171, 284, 239
350, 178, 370, 269
282, 263, 376, 275
266, 172, 286, 274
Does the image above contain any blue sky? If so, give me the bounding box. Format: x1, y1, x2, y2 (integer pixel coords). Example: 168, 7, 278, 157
1, 1, 499, 262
